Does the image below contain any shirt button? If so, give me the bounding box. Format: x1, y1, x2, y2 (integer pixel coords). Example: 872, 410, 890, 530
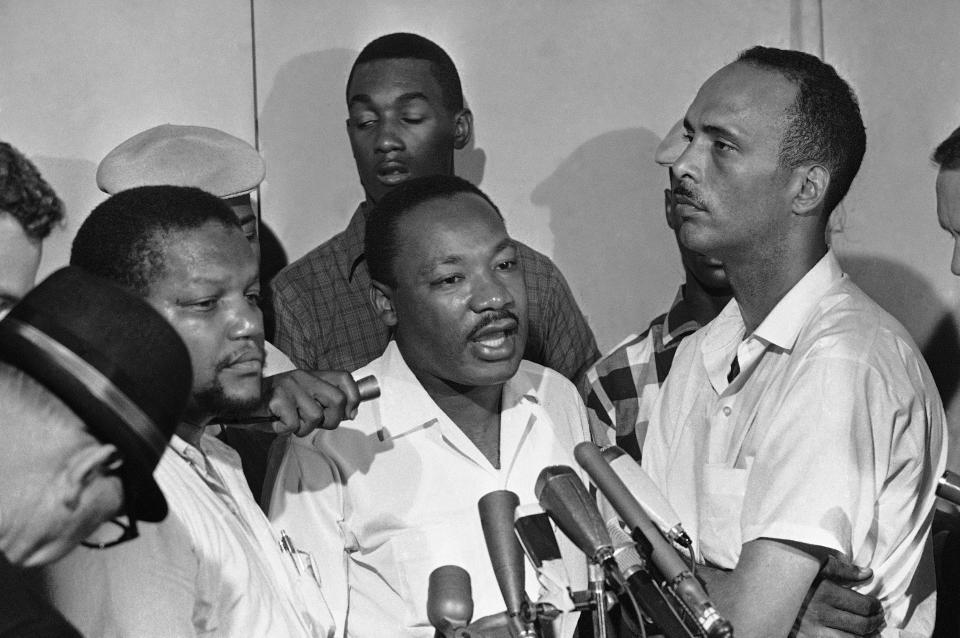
722, 406, 732, 416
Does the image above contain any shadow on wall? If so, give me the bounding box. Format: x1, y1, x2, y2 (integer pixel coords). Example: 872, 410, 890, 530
456, 102, 486, 188
31, 156, 101, 275
257, 49, 487, 263
840, 253, 960, 465
532, 128, 681, 353
258, 48, 364, 258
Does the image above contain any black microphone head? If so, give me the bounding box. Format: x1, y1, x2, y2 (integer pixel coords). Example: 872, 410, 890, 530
477, 490, 526, 616
534, 465, 614, 564
427, 565, 473, 632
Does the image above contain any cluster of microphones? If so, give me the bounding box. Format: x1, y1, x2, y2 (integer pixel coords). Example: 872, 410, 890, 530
427, 442, 736, 638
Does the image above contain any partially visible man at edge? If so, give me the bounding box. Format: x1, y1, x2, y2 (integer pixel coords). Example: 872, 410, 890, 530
269, 175, 589, 637
932, 123, 960, 638
1, 267, 191, 637
641, 46, 946, 636
44, 186, 354, 636
0, 141, 64, 319
270, 32, 599, 384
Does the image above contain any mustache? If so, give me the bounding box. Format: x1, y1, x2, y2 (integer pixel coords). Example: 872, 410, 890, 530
215, 345, 266, 372
673, 182, 707, 209
467, 310, 521, 340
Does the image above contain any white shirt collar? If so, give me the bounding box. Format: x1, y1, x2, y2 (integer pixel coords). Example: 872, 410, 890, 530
752, 250, 844, 351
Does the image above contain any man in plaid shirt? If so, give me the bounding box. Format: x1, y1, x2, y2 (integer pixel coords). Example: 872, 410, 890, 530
270, 33, 599, 384
583, 121, 731, 457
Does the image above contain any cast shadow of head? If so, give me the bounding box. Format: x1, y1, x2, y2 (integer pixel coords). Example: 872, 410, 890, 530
257, 48, 486, 250
530, 128, 680, 352
838, 253, 960, 407
29, 155, 101, 274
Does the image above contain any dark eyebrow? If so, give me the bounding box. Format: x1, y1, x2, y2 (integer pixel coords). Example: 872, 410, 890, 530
494, 238, 517, 254
348, 91, 432, 108
237, 212, 257, 227
418, 255, 462, 277
683, 117, 740, 142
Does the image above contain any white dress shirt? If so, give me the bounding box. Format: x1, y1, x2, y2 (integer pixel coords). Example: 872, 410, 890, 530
268, 341, 590, 637
642, 251, 947, 636
45, 433, 334, 637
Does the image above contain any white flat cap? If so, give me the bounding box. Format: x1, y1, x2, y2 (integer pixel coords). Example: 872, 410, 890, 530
654, 119, 686, 167
97, 124, 265, 198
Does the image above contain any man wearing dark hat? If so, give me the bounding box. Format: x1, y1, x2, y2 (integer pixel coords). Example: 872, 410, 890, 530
0, 266, 191, 636
0, 141, 64, 319
47, 186, 338, 636
270, 32, 599, 384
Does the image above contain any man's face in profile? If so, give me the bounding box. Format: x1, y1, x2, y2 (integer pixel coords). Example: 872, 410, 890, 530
346, 58, 462, 204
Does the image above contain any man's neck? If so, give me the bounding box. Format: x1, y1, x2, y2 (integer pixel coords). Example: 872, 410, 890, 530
421, 378, 504, 469
726, 241, 827, 333
681, 272, 734, 328
176, 412, 213, 449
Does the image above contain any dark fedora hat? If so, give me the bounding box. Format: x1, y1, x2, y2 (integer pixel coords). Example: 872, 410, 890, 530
0, 266, 192, 522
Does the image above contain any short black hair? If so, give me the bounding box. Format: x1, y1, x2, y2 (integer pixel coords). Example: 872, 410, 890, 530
934, 126, 960, 171
365, 175, 501, 286
736, 46, 866, 214
346, 32, 464, 113
71, 185, 239, 296
0, 141, 64, 240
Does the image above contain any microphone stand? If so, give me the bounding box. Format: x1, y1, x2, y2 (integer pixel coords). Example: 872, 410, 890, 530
589, 562, 610, 638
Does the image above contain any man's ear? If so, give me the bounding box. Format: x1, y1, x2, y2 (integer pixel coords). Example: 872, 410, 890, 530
370, 281, 398, 328
59, 443, 119, 510
453, 108, 473, 150
791, 164, 830, 217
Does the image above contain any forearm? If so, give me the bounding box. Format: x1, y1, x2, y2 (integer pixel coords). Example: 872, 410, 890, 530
692, 540, 821, 638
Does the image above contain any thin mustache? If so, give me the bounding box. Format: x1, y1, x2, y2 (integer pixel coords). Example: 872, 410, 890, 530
468, 310, 520, 340
673, 183, 707, 209
217, 347, 265, 372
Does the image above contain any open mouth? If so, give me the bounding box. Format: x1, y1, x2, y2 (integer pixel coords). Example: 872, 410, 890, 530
376, 162, 410, 186
470, 319, 520, 359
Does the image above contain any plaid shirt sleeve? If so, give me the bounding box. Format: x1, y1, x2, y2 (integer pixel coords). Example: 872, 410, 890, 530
517, 244, 600, 386
271, 262, 322, 370
582, 321, 662, 459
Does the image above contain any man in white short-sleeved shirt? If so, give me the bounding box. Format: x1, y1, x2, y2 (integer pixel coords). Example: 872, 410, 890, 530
641, 46, 946, 637
269, 175, 589, 637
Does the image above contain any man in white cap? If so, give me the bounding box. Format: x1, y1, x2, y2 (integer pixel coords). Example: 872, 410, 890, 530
96, 124, 355, 502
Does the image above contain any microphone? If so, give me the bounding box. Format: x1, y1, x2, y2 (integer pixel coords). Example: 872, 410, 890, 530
477, 491, 537, 637
601, 445, 692, 547
428, 565, 473, 638
575, 442, 733, 638
607, 520, 703, 638
938, 471, 960, 506
534, 466, 615, 567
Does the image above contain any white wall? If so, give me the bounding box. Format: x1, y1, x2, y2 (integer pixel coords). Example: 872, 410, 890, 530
0, 0, 255, 281
3, 1, 959, 464
254, 0, 791, 354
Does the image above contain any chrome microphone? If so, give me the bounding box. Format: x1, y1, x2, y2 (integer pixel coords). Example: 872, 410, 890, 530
938, 471, 960, 506
575, 442, 734, 638
601, 445, 692, 548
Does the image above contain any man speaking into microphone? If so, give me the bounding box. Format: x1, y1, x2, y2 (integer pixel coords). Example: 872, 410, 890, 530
268, 175, 590, 637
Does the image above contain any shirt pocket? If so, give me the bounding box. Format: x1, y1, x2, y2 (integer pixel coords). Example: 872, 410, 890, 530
699, 461, 752, 569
